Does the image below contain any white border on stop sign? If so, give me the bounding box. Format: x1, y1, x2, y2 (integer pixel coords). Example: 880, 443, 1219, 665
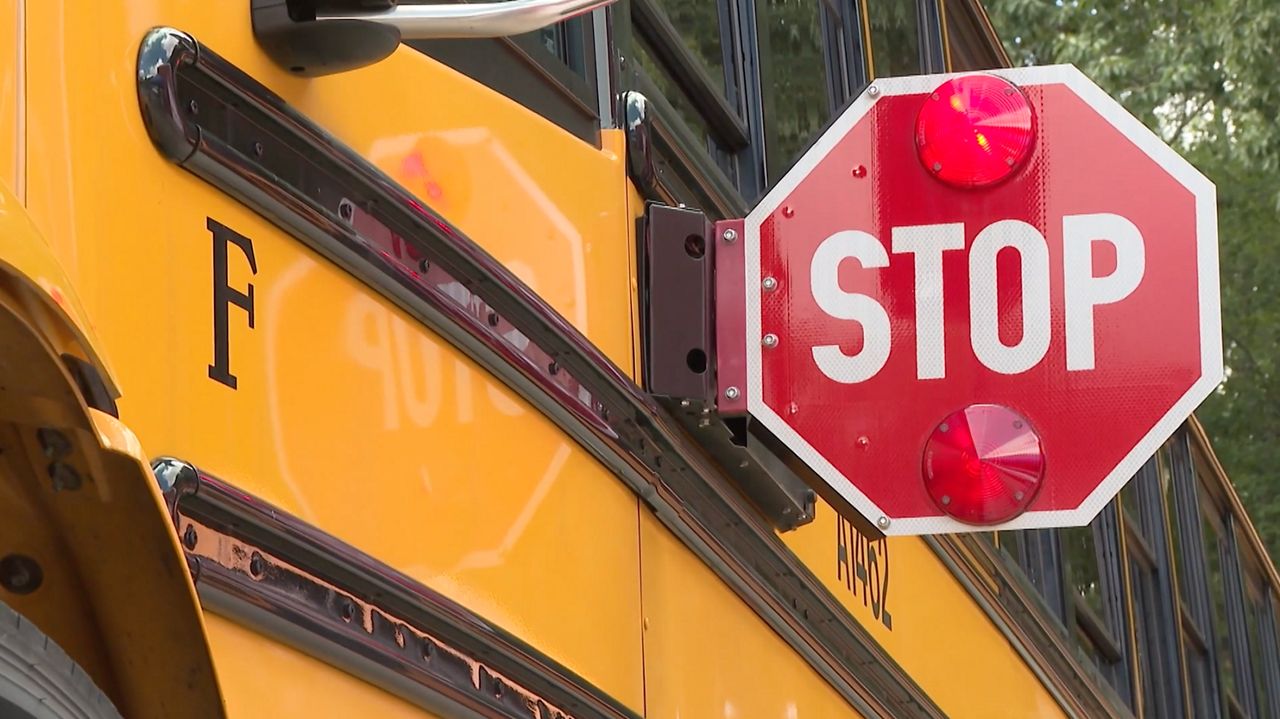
743, 64, 1222, 536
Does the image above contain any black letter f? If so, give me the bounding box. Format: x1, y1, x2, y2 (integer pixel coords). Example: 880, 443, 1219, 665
207, 218, 257, 389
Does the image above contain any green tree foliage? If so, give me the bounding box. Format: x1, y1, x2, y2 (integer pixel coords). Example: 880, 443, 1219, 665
984, 0, 1280, 552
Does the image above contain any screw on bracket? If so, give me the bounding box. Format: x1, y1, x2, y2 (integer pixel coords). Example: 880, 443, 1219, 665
762, 277, 778, 292
762, 333, 779, 348
722, 228, 738, 243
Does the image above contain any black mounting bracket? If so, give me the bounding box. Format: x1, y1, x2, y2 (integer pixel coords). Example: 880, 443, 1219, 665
641, 204, 817, 531
251, 0, 402, 77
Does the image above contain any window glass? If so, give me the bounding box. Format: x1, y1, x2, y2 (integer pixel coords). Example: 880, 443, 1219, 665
867, 0, 921, 78
758, 0, 833, 179
1129, 557, 1158, 713
1202, 509, 1238, 701
1157, 447, 1187, 602
654, 0, 731, 95
634, 39, 717, 147
1063, 524, 1107, 622
1246, 588, 1272, 717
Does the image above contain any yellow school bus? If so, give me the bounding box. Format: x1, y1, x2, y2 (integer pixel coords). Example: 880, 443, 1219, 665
0, 1, 1273, 717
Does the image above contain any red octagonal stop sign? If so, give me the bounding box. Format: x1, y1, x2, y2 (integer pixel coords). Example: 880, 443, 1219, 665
741, 66, 1221, 535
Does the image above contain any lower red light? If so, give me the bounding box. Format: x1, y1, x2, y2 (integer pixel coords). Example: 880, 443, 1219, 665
915, 74, 1035, 188
922, 404, 1044, 525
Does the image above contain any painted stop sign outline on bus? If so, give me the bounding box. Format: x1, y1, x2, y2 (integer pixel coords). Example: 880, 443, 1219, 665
740, 66, 1222, 535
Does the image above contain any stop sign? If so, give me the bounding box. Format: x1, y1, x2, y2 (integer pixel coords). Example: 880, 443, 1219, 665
741, 66, 1221, 535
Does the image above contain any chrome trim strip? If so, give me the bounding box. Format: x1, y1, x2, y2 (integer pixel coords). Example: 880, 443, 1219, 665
319, 0, 616, 41
154, 458, 638, 719
136, 27, 941, 718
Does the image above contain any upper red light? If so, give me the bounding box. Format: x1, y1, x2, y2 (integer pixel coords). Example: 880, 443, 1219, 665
915, 74, 1035, 189
922, 404, 1045, 525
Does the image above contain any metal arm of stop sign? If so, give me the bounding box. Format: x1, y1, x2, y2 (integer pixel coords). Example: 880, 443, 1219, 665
809, 213, 1145, 383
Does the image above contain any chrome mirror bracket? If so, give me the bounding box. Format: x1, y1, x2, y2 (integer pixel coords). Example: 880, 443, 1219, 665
252, 0, 616, 77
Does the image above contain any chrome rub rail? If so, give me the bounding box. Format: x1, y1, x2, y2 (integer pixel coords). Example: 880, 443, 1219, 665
153, 459, 637, 719
137, 27, 942, 718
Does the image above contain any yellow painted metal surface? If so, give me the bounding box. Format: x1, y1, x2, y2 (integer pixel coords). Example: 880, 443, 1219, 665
206, 613, 440, 718
783, 503, 1066, 719
0, 0, 18, 199
25, 1, 643, 712
640, 512, 865, 718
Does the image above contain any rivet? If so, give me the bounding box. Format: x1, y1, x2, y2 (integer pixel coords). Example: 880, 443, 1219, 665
0, 555, 42, 595
252, 141, 264, 158
781, 206, 795, 218
939, 422, 950, 432
762, 276, 778, 292
1013, 420, 1024, 429
548, 361, 559, 376
722, 228, 738, 243
1006, 157, 1016, 166
338, 200, 354, 222
941, 495, 951, 505
868, 85, 880, 97
787, 402, 799, 415
877, 516, 891, 529
930, 92, 940, 101
182, 525, 198, 550
340, 598, 355, 622
1014, 490, 1026, 501
418, 258, 430, 273
487, 311, 499, 327
679, 399, 691, 408
422, 639, 436, 661
857, 436, 870, 448
187, 99, 199, 115
724, 386, 740, 400
932, 162, 943, 172
762, 333, 779, 348
851, 165, 867, 178
697, 418, 712, 428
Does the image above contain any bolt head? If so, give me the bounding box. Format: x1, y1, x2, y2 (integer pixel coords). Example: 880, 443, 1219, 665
868, 85, 880, 97
722, 228, 738, 243
762, 277, 778, 292
724, 386, 740, 400
762, 333, 779, 348
877, 516, 891, 529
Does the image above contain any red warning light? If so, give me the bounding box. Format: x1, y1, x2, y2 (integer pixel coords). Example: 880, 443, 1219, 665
915, 74, 1035, 189
922, 404, 1044, 525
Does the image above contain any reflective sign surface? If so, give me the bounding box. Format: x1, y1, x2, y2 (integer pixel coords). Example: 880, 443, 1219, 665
744, 67, 1221, 534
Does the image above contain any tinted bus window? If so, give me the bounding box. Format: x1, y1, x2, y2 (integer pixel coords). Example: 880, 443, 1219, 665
867, 0, 921, 77
758, 0, 834, 179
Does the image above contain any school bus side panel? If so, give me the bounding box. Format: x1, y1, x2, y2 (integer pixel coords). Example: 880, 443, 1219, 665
25, 1, 645, 712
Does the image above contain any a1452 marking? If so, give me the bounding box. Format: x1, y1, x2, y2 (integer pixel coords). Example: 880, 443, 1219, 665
836, 515, 893, 630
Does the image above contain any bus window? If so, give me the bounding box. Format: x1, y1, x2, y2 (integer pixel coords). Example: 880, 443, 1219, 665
1060, 507, 1132, 704
1120, 459, 1183, 716
757, 0, 837, 180
1243, 577, 1280, 718
410, 18, 603, 144
1169, 432, 1220, 718
866, 0, 922, 77
651, 0, 737, 101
